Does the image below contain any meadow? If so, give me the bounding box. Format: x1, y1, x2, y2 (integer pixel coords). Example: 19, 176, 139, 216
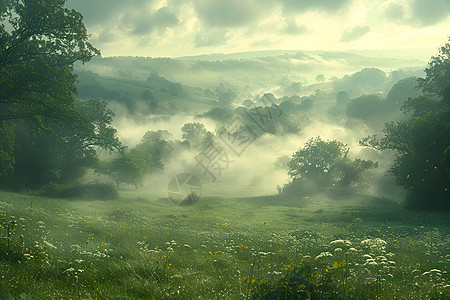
0, 188, 448, 299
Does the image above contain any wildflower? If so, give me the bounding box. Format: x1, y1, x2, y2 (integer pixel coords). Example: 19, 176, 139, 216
315, 252, 333, 260
63, 267, 75, 273
334, 248, 343, 255
330, 240, 352, 248
43, 241, 57, 249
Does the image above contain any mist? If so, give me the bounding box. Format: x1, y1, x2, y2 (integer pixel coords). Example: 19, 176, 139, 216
1, 1, 449, 298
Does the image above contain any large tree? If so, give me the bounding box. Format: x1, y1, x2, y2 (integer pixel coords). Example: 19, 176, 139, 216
0, 0, 100, 176
1, 99, 124, 189
361, 38, 450, 210
287, 137, 377, 190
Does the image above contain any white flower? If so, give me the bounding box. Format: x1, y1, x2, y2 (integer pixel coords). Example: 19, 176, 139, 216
63, 267, 75, 273
334, 248, 343, 254
43, 241, 57, 249
330, 240, 352, 247
315, 252, 333, 260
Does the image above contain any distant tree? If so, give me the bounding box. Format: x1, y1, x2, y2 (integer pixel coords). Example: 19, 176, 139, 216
332, 68, 387, 97
361, 38, 450, 210
346, 95, 385, 121
98, 154, 145, 188
141, 89, 158, 110
287, 137, 377, 190
198, 107, 235, 125
283, 82, 302, 96
131, 131, 172, 172
140, 130, 173, 141
181, 122, 213, 149
336, 91, 349, 106
214, 83, 237, 105
315, 74, 326, 82
386, 77, 421, 107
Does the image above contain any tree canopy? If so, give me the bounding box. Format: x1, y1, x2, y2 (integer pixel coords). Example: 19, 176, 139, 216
0, 0, 101, 177
0, 0, 125, 191
287, 137, 377, 191
361, 37, 450, 210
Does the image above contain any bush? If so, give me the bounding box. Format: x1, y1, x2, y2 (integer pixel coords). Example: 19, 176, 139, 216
40, 183, 118, 200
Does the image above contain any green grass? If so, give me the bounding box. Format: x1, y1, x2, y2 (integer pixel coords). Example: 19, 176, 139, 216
0, 190, 448, 299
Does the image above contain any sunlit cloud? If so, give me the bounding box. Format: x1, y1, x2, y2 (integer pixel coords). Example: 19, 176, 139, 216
66, 0, 450, 57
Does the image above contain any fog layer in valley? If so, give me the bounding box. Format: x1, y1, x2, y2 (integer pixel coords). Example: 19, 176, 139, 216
73, 51, 420, 202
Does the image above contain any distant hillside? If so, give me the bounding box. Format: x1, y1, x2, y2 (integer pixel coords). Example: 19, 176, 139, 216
73, 50, 426, 121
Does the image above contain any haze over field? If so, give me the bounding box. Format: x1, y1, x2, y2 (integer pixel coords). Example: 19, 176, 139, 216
0, 0, 449, 298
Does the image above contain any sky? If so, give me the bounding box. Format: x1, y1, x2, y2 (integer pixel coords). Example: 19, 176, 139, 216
65, 0, 450, 58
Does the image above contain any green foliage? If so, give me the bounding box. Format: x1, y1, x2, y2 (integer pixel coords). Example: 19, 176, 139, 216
361, 114, 449, 210
418, 37, 450, 96
0, 0, 100, 176
98, 154, 145, 188
286, 137, 377, 192
214, 83, 237, 105
181, 122, 213, 149
288, 137, 349, 183
361, 39, 450, 210
346, 77, 422, 126
141, 89, 158, 110
0, 99, 123, 189
346, 94, 385, 121
0, 191, 448, 299
332, 68, 387, 97
386, 77, 421, 107
0, 121, 15, 176
131, 131, 172, 172
198, 107, 235, 125
40, 182, 118, 200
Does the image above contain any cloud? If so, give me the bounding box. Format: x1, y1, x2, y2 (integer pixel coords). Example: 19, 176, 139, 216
281, 0, 352, 14
340, 26, 370, 43
66, 0, 155, 27
67, 0, 178, 37
65, 0, 450, 58
410, 0, 450, 26
194, 28, 230, 47
130, 7, 179, 36
384, 3, 406, 23
284, 21, 308, 35
192, 0, 266, 28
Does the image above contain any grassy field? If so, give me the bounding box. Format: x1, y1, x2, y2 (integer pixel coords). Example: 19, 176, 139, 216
0, 189, 448, 299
